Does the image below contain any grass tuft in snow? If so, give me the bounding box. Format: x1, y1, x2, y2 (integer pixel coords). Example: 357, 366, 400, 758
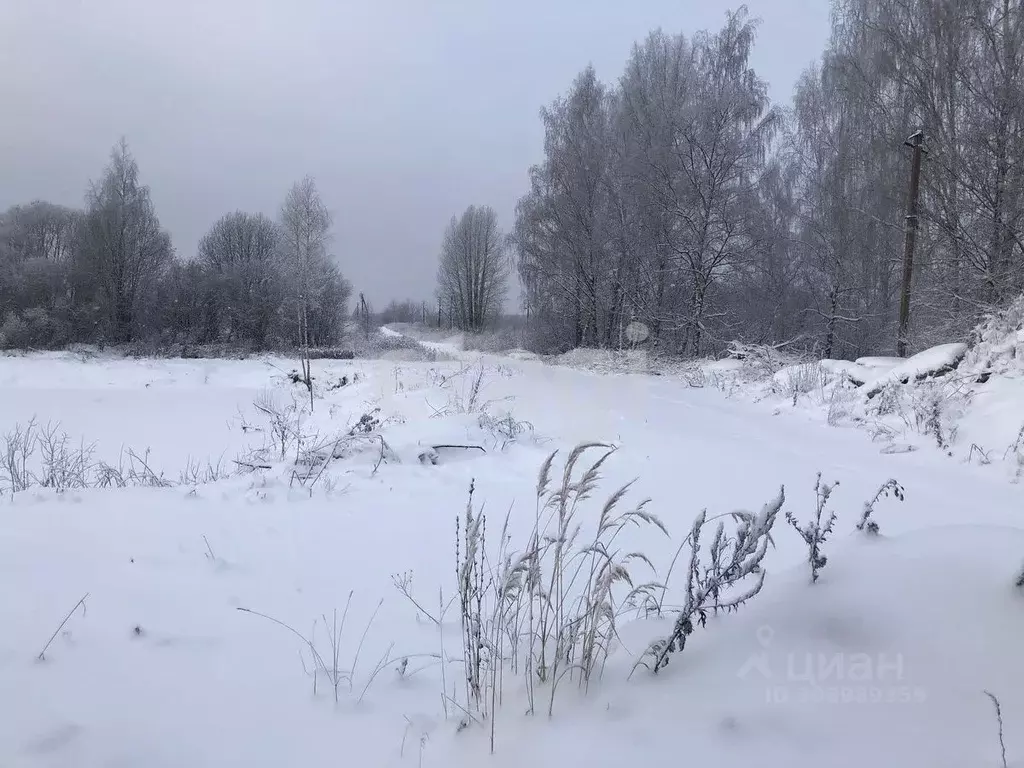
37, 593, 89, 662
524, 443, 667, 715
440, 443, 669, 742
1006, 424, 1024, 482
236, 596, 390, 705
1, 417, 176, 492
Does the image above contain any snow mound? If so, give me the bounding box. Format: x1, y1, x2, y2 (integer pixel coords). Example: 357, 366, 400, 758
855, 356, 903, 372
770, 360, 872, 392
820, 359, 872, 385
861, 343, 967, 397
433, 524, 1024, 767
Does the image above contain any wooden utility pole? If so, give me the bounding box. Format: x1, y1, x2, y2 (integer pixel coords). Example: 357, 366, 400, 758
359, 292, 370, 340
897, 130, 926, 357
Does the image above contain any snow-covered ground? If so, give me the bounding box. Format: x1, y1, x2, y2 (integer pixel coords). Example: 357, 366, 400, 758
530, 328, 1024, 480
1, 333, 1022, 767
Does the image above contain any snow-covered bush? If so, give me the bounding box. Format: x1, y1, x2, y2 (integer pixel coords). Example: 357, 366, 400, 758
0, 308, 67, 350
960, 293, 1024, 380
727, 340, 805, 382
461, 326, 522, 354
908, 380, 964, 449
772, 362, 829, 405
477, 410, 534, 450
862, 376, 967, 449
826, 385, 859, 426
235, 391, 393, 490
351, 329, 453, 362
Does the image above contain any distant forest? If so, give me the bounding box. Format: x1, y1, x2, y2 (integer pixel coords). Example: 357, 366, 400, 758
4, 1, 1023, 359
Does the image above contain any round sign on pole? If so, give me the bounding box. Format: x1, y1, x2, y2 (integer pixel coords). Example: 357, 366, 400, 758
625, 321, 650, 345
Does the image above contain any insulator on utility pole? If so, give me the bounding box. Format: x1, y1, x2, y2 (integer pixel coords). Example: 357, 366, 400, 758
897, 129, 926, 358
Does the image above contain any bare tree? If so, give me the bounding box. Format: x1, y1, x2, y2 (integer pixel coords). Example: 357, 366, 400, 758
379, 298, 421, 324
0, 202, 81, 264
198, 211, 283, 347
618, 11, 779, 355
281, 177, 329, 406
515, 12, 779, 357
279, 177, 354, 405
78, 138, 173, 342
437, 205, 509, 332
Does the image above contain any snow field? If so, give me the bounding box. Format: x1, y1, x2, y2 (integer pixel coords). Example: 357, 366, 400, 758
1, 342, 1022, 767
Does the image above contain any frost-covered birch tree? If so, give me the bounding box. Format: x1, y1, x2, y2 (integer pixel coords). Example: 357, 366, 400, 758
437, 205, 509, 332
279, 176, 350, 348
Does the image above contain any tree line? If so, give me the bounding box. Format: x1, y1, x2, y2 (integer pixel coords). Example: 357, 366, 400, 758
8, 1, 1022, 360
0, 139, 351, 351
509, 1, 1024, 358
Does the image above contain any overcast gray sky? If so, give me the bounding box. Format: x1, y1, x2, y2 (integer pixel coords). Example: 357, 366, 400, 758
0, 0, 830, 309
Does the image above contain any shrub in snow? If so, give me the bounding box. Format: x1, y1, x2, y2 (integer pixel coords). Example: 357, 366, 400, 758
826, 385, 859, 426
863, 376, 966, 450
1, 417, 173, 493
244, 390, 305, 461
351, 329, 453, 362
0, 307, 71, 350
726, 340, 804, 382
776, 362, 827, 405
1, 419, 37, 492
477, 410, 534, 450
461, 327, 522, 354
960, 293, 1024, 381
428, 362, 518, 423
786, 474, 838, 583
236, 391, 392, 489
908, 380, 961, 450
855, 479, 905, 535
638, 489, 783, 674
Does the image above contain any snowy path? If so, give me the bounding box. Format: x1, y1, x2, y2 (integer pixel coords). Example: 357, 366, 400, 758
1, 352, 1021, 767
479, 355, 1024, 536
